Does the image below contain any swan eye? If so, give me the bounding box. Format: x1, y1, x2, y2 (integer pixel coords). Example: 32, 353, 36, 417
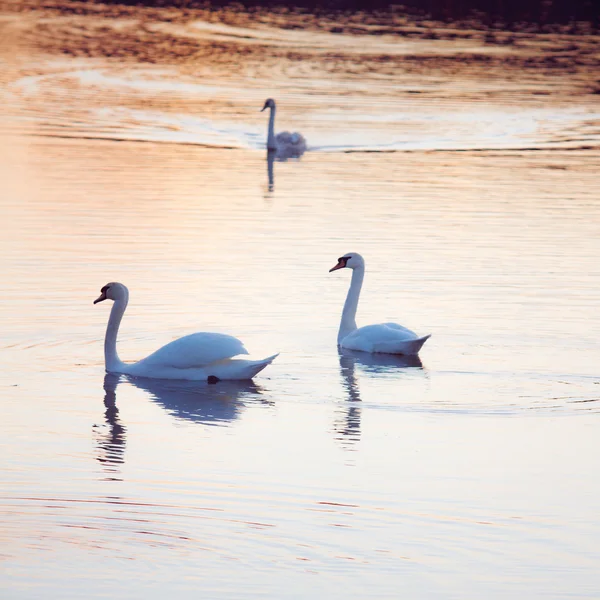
101, 285, 110, 293
336, 256, 351, 267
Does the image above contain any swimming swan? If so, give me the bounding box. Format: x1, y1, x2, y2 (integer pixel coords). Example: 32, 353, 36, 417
329, 253, 430, 355
94, 282, 278, 381
261, 98, 306, 158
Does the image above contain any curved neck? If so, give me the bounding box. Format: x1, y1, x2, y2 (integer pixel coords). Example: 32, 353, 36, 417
267, 106, 276, 149
104, 296, 127, 372
338, 267, 364, 344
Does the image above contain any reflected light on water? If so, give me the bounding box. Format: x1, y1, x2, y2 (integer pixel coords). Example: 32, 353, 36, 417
1, 5, 600, 598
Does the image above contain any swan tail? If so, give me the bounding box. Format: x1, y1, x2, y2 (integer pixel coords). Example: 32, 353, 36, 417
206, 353, 279, 381
373, 334, 431, 356
402, 334, 431, 356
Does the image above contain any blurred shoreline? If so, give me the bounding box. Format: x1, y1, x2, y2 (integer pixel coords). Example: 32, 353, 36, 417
2, 0, 599, 35
2, 0, 598, 84
1, 0, 598, 151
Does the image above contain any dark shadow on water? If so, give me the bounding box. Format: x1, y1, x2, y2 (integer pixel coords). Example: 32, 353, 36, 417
94, 373, 127, 480
334, 350, 424, 450
125, 375, 269, 425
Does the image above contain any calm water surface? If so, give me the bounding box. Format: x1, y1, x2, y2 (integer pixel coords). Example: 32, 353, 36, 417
1, 11, 600, 599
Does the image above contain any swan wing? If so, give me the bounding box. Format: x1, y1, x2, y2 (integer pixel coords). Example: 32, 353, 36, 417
205, 353, 279, 380
275, 131, 293, 144
127, 352, 278, 381
380, 322, 419, 337
276, 131, 306, 148
341, 324, 430, 355
289, 132, 306, 146
138, 332, 249, 370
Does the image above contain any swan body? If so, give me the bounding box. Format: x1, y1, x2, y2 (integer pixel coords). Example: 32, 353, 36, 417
261, 98, 306, 158
338, 323, 430, 355
94, 282, 277, 381
329, 253, 430, 356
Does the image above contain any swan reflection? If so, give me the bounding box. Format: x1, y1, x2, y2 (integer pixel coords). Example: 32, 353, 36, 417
94, 375, 267, 476
335, 352, 362, 448
265, 146, 305, 196
340, 349, 423, 373
94, 373, 126, 479
267, 149, 275, 192
126, 375, 269, 425
335, 350, 423, 449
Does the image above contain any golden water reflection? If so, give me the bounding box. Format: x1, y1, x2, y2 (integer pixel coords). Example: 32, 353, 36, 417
1, 3, 600, 597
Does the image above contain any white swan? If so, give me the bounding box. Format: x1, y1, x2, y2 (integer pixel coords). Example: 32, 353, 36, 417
93, 282, 278, 381
329, 253, 430, 355
261, 98, 306, 158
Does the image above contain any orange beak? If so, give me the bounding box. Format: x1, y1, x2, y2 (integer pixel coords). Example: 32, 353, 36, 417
329, 259, 346, 272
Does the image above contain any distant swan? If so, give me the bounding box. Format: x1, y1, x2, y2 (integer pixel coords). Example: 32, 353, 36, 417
94, 282, 278, 381
261, 98, 306, 158
329, 253, 430, 355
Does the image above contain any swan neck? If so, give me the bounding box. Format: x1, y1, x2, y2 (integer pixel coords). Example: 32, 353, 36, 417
338, 267, 364, 344
267, 105, 276, 149
104, 297, 127, 372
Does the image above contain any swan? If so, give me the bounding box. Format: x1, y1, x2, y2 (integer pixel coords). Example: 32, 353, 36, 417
93, 282, 278, 381
329, 253, 430, 356
261, 98, 306, 158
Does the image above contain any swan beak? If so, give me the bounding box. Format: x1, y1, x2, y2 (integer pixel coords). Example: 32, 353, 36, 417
93, 292, 107, 304
260, 106, 267, 112
329, 260, 345, 272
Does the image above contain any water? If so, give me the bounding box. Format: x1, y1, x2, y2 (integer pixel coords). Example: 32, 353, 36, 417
1, 7, 600, 598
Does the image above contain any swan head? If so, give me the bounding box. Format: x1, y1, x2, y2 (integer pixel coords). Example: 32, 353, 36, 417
329, 253, 365, 272
261, 98, 276, 112
94, 282, 129, 305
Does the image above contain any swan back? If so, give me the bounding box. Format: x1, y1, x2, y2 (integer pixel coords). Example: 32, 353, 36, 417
136, 332, 248, 370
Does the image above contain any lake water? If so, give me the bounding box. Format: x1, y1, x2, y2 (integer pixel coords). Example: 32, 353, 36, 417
1, 7, 600, 598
